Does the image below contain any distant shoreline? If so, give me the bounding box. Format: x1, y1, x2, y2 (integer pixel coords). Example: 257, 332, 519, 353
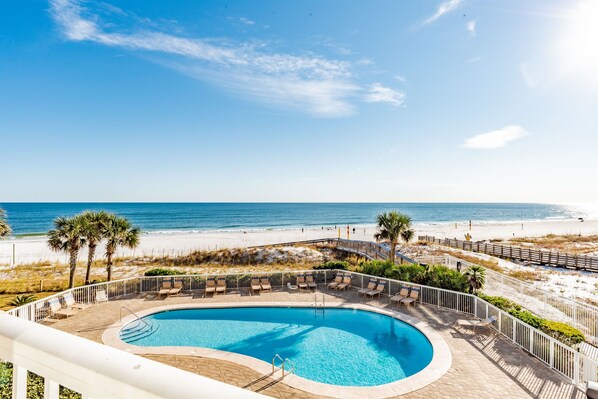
5, 217, 595, 240
1, 218, 597, 266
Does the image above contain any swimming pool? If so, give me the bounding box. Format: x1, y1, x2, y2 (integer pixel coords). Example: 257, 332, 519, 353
120, 307, 434, 387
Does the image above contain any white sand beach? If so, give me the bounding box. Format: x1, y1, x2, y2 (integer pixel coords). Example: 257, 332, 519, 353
0, 218, 597, 266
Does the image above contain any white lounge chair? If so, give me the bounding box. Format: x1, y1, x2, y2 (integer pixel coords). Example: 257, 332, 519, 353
63, 292, 91, 311
95, 289, 108, 304
454, 315, 497, 334
48, 297, 76, 318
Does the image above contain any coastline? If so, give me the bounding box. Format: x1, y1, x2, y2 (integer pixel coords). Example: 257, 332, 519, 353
1, 218, 597, 265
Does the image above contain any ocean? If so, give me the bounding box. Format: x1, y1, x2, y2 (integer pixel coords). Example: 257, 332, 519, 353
0, 203, 593, 236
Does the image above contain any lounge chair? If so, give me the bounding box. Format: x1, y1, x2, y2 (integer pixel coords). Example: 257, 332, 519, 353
95, 289, 108, 304
358, 279, 378, 296
168, 280, 183, 296
454, 315, 497, 334
305, 273, 317, 290
216, 277, 227, 295
158, 281, 171, 297
399, 287, 420, 307
48, 297, 77, 319
63, 292, 91, 311
260, 277, 272, 292
327, 273, 344, 290
335, 275, 352, 291
205, 277, 216, 296
365, 280, 387, 298
390, 286, 410, 306
251, 277, 262, 294
297, 274, 309, 291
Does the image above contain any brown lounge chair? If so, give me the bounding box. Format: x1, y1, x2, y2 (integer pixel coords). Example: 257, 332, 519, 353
335, 275, 352, 291
251, 277, 262, 294
205, 277, 216, 297
216, 277, 227, 294
305, 274, 317, 290
158, 281, 172, 297
260, 277, 272, 292
390, 286, 410, 306
327, 274, 344, 290
297, 274, 309, 291
366, 280, 387, 298
399, 287, 420, 307
169, 280, 183, 296
358, 279, 378, 296
48, 297, 77, 319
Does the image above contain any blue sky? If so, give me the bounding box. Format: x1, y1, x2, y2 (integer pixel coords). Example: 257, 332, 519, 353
1, 0, 596, 203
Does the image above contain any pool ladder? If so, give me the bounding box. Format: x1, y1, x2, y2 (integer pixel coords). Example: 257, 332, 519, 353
314, 293, 325, 314
272, 354, 295, 379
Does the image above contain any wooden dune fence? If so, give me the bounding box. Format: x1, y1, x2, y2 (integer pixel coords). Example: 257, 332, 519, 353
418, 235, 598, 272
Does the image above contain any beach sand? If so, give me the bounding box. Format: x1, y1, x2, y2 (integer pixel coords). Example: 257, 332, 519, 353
1, 218, 597, 265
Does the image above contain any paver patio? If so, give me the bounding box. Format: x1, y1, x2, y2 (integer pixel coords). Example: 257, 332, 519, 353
46, 288, 586, 399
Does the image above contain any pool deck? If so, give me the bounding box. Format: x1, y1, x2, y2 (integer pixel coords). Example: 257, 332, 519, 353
46, 287, 586, 399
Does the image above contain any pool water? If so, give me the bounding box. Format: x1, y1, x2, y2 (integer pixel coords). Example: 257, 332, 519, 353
121, 307, 434, 386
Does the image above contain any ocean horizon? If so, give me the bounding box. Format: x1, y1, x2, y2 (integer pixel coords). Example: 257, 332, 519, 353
0, 202, 594, 236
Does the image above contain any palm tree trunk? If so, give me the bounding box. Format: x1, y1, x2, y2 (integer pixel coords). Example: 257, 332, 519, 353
85, 244, 96, 285
390, 241, 396, 264
106, 251, 113, 281
68, 250, 78, 288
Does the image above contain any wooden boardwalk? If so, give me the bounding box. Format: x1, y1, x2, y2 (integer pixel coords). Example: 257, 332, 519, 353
418, 235, 598, 272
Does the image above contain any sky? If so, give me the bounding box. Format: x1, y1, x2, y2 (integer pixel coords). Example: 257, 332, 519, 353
0, 0, 597, 203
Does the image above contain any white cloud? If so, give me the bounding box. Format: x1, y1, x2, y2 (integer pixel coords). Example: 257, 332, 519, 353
466, 20, 476, 36
423, 0, 462, 25
239, 17, 255, 25
463, 125, 529, 149
395, 74, 406, 83
465, 56, 482, 63
364, 83, 406, 107
49, 0, 381, 117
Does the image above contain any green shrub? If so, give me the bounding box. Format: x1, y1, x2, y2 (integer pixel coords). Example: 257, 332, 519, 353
508, 309, 545, 329
541, 321, 585, 346
478, 293, 521, 312
417, 266, 469, 293
0, 362, 81, 398
144, 268, 185, 276
8, 294, 37, 307
313, 260, 349, 270
391, 264, 426, 282
358, 260, 395, 278
477, 294, 586, 346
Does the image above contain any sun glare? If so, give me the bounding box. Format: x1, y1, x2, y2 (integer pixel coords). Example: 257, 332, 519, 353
557, 0, 598, 84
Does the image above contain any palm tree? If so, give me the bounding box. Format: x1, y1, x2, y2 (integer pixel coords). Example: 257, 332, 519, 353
47, 215, 86, 288
374, 211, 414, 264
0, 208, 11, 238
80, 211, 109, 285
102, 214, 140, 281
464, 265, 486, 294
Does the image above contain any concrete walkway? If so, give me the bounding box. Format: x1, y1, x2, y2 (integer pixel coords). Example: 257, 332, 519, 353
47, 288, 586, 399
